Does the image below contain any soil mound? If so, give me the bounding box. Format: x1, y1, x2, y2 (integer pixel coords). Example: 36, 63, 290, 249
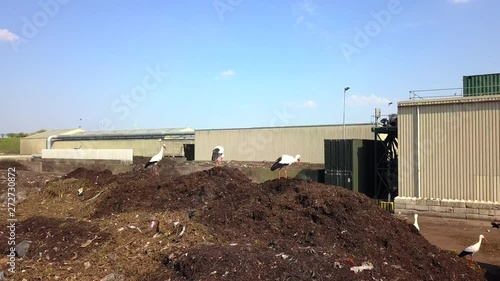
13, 216, 112, 263
63, 167, 114, 182
8, 166, 486, 281
158, 176, 485, 280
0, 160, 29, 170
91, 166, 250, 218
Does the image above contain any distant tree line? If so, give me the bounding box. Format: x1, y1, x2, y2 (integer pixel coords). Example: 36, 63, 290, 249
1, 129, 46, 138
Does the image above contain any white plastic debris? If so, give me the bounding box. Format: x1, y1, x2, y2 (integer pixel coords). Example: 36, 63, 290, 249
350, 262, 374, 273
127, 225, 142, 233
179, 226, 186, 237
275, 253, 289, 259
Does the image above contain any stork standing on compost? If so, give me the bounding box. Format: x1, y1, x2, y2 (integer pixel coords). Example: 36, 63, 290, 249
458, 234, 488, 263
145, 143, 167, 175
270, 154, 301, 179
413, 213, 420, 232
211, 145, 224, 166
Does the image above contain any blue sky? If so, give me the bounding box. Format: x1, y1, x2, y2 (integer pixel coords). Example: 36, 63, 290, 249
1, 0, 499, 133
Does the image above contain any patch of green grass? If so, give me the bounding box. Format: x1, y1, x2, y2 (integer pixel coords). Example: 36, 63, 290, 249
0, 137, 20, 154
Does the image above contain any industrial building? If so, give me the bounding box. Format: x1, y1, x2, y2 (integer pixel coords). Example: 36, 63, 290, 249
15, 72, 500, 220
21, 128, 84, 155
194, 123, 375, 164
21, 128, 195, 158
395, 94, 500, 220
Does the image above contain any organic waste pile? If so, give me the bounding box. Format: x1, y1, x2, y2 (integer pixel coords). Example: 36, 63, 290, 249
0, 160, 29, 170
0, 166, 486, 281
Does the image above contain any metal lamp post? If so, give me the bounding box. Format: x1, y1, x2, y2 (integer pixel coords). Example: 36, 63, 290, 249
343, 87, 350, 140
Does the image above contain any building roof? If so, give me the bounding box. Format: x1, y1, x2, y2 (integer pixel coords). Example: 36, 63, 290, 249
24, 127, 195, 139
23, 129, 84, 139
81, 127, 194, 136
398, 94, 500, 107
195, 123, 373, 131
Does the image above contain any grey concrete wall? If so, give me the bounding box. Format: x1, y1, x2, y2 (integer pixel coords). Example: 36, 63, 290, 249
395, 197, 500, 221
41, 149, 133, 163
21, 138, 193, 157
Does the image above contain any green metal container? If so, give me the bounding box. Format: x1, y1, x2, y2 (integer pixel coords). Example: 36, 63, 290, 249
463, 73, 500, 97
324, 139, 381, 198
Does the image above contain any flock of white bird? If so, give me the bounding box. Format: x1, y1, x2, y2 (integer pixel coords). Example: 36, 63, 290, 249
146, 141, 490, 264
145, 142, 301, 179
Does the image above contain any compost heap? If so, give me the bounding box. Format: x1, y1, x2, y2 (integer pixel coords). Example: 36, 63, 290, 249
0, 160, 29, 170
4, 166, 486, 281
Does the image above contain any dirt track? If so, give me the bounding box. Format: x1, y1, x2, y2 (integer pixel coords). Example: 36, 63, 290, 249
402, 215, 500, 281
0, 161, 498, 280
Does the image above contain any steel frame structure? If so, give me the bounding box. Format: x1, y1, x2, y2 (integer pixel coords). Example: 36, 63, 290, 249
372, 125, 398, 201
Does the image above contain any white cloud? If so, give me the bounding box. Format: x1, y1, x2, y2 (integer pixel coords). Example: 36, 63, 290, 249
215, 69, 235, 80
220, 69, 235, 77
346, 94, 391, 106
301, 0, 316, 15
292, 0, 317, 26
303, 100, 317, 108
449, 0, 470, 3
0, 29, 19, 42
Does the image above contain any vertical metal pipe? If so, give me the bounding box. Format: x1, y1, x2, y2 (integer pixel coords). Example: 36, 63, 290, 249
343, 92, 346, 140
416, 105, 421, 198
343, 87, 350, 140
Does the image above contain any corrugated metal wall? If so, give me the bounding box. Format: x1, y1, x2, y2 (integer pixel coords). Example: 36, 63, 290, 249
195, 124, 374, 163
398, 95, 500, 202
21, 138, 193, 157
20, 129, 84, 155
20, 139, 46, 155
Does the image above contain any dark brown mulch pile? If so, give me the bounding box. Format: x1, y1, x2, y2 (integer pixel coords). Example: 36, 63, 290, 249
0, 160, 29, 171
11, 217, 112, 263
6, 166, 487, 281
144, 169, 484, 280
93, 166, 484, 281
63, 167, 115, 182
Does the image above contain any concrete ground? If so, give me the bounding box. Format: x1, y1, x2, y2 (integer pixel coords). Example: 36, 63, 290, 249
396, 214, 500, 280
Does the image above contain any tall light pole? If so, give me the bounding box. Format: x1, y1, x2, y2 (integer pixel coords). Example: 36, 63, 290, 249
343, 87, 350, 140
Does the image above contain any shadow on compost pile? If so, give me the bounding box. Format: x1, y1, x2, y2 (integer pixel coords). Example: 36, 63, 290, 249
90, 166, 248, 218
142, 169, 485, 281
63, 167, 116, 184
0, 160, 29, 170
1, 216, 112, 263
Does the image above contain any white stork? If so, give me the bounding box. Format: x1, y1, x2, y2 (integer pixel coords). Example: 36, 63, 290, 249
145, 144, 167, 175
458, 234, 488, 262
270, 154, 301, 179
413, 213, 420, 232
211, 146, 224, 166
